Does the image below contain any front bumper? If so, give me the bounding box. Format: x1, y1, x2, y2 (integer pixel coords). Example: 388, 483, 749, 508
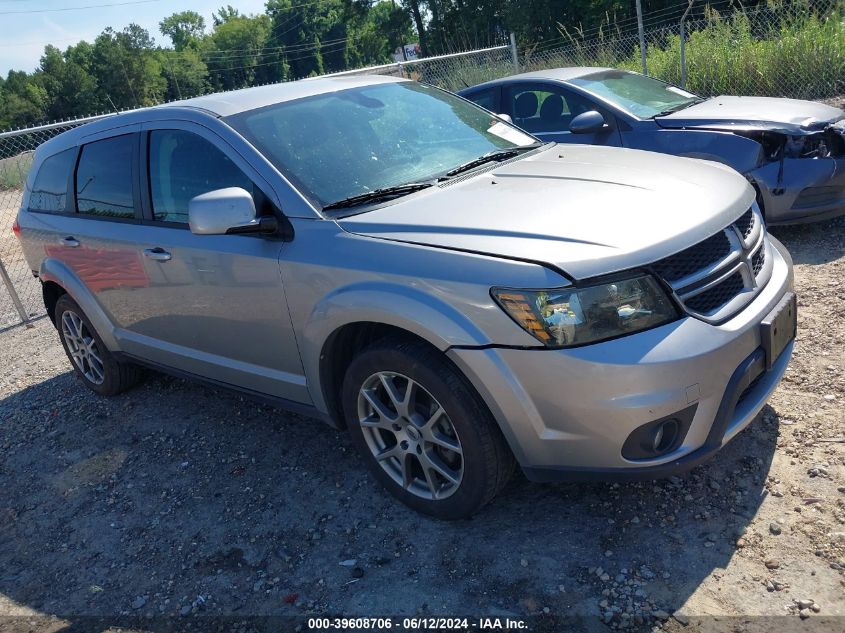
751, 155, 845, 225
447, 237, 794, 481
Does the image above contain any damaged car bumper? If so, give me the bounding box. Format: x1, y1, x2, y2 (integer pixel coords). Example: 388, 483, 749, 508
447, 237, 794, 481
749, 121, 845, 224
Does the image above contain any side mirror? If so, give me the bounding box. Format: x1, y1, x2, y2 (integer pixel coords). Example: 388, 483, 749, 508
188, 187, 278, 236
569, 110, 607, 134
496, 113, 513, 124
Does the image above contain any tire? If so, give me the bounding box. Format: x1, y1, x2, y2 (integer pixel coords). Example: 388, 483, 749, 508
342, 337, 515, 519
54, 295, 142, 396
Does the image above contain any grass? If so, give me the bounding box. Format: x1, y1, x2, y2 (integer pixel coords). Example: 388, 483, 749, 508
0, 153, 33, 191
430, 0, 845, 100
634, 2, 845, 99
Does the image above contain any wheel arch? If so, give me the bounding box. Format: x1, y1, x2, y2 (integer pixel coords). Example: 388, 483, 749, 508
300, 282, 496, 426
42, 280, 67, 325
38, 258, 120, 350
318, 322, 441, 428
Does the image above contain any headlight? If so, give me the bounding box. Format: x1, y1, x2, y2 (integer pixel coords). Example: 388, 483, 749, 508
492, 274, 679, 348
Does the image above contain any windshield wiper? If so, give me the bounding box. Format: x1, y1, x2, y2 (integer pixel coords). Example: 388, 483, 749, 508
322, 182, 435, 211
444, 143, 544, 178
652, 96, 708, 118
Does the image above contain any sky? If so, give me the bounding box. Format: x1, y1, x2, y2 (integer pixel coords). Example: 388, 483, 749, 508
0, 0, 270, 75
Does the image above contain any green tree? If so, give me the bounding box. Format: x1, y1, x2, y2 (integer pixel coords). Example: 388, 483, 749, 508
159, 11, 206, 51
0, 71, 48, 129
91, 24, 167, 109
205, 13, 273, 90
36, 44, 100, 120
160, 48, 209, 100
213, 5, 241, 26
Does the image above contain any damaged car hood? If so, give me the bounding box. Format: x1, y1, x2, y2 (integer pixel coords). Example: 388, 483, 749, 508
656, 96, 845, 134
337, 145, 755, 280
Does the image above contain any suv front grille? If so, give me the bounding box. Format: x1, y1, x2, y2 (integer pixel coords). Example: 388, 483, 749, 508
734, 209, 754, 240
684, 272, 745, 313
652, 231, 731, 282
751, 246, 766, 276
651, 205, 769, 322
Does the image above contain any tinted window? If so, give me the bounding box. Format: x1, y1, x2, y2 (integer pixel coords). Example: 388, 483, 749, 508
76, 135, 135, 218
29, 148, 75, 213
465, 88, 497, 112
149, 130, 254, 224
227, 82, 535, 208
507, 84, 596, 134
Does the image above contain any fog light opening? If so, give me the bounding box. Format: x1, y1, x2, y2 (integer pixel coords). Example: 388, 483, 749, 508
621, 405, 696, 461
652, 419, 679, 453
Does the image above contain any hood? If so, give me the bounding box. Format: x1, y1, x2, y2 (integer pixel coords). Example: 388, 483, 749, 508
337, 145, 755, 280
656, 96, 844, 134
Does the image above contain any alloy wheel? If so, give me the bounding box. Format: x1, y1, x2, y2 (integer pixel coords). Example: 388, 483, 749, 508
61, 310, 105, 385
357, 371, 464, 500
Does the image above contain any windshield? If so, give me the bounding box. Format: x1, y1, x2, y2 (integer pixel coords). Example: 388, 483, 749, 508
570, 70, 700, 119
227, 81, 536, 208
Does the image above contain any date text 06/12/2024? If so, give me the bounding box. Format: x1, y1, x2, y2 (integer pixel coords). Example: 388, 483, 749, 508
307, 617, 528, 630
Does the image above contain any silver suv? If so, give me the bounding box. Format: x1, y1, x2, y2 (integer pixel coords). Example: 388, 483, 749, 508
16, 76, 796, 519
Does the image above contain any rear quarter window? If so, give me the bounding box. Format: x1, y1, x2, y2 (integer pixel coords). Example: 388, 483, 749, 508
29, 148, 75, 213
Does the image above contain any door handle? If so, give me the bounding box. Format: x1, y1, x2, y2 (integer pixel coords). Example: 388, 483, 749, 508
60, 236, 80, 248
143, 247, 172, 262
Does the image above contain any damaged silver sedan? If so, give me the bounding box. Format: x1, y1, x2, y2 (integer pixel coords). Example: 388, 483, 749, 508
460, 68, 845, 224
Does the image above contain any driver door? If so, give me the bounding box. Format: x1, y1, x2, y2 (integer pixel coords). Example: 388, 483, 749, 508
114, 121, 309, 404
504, 82, 622, 146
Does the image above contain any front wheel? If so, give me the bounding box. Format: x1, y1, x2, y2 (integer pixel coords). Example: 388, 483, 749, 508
342, 338, 514, 519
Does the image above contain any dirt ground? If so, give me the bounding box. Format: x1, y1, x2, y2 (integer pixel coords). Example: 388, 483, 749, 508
0, 217, 843, 633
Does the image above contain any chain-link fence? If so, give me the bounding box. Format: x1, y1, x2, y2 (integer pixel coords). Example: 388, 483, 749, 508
327, 43, 518, 94
1, 0, 843, 330
0, 116, 112, 328
522, 0, 844, 100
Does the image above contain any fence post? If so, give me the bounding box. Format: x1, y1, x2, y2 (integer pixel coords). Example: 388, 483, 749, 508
0, 256, 29, 326
509, 32, 519, 73
635, 0, 647, 75
680, 0, 696, 88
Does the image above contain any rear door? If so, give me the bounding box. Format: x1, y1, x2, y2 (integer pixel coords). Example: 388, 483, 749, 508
35, 128, 153, 332
502, 81, 622, 146
113, 121, 309, 403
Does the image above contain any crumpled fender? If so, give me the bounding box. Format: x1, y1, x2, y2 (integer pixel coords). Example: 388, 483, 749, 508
39, 257, 120, 351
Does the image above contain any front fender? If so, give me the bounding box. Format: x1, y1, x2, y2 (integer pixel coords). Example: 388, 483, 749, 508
299, 281, 494, 413
625, 128, 763, 174
39, 257, 120, 351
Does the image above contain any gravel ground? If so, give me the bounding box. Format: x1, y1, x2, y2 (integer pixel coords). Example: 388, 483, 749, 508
0, 189, 42, 329
0, 218, 843, 633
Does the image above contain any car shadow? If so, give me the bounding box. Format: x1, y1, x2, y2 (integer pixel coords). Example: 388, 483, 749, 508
0, 366, 780, 630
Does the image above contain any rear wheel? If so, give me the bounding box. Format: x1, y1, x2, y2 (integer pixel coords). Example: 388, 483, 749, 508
55, 295, 142, 396
342, 338, 514, 519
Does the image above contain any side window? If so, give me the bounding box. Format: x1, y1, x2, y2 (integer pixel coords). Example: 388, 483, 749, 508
76, 135, 136, 219
465, 88, 498, 112
148, 130, 254, 224
29, 148, 75, 213
507, 84, 599, 134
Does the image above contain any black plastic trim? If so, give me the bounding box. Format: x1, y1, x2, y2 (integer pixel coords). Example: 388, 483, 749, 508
114, 352, 331, 426
621, 404, 697, 460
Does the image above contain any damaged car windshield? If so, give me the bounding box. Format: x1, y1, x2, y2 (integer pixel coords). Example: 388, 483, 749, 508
226, 82, 537, 209
570, 70, 702, 119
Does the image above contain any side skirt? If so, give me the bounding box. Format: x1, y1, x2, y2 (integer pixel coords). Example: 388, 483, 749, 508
114, 352, 336, 427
